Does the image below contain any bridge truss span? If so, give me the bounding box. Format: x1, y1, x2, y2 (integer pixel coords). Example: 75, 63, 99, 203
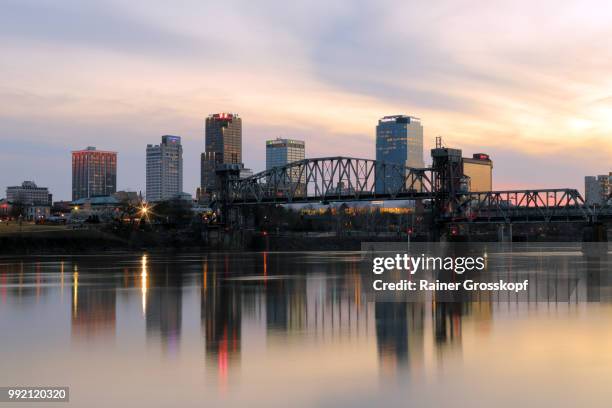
452, 189, 594, 223
226, 156, 435, 204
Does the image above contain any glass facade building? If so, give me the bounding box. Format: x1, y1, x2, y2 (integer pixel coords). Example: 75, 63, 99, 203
266, 138, 305, 170
200, 113, 242, 194
375, 115, 424, 193
72, 147, 117, 201
266, 138, 306, 192
146, 135, 183, 202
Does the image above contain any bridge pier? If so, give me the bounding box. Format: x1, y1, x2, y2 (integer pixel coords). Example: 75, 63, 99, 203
497, 223, 513, 243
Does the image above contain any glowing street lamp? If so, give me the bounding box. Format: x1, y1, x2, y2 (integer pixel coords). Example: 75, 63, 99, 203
139, 202, 151, 222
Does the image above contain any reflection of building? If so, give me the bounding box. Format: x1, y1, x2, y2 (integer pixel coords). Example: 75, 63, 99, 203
142, 262, 183, 353
375, 115, 424, 193
71, 274, 116, 340
146, 287, 182, 353
146, 135, 183, 202
375, 302, 408, 368
72, 146, 117, 200
266, 280, 289, 331
200, 113, 242, 195
375, 302, 425, 378
585, 173, 611, 205
202, 277, 242, 382
463, 153, 493, 192
433, 302, 463, 347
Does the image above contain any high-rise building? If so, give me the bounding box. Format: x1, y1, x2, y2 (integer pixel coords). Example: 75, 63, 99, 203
266, 138, 305, 170
463, 153, 493, 192
585, 173, 612, 205
72, 147, 117, 201
375, 115, 424, 193
200, 113, 242, 194
265, 138, 306, 191
146, 135, 183, 202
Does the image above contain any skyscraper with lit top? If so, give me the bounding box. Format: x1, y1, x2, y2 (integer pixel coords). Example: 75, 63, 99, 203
375, 115, 424, 193
72, 146, 117, 201
200, 113, 242, 195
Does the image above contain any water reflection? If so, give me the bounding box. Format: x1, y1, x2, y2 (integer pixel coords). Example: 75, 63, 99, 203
202, 264, 241, 386
72, 274, 116, 341
0, 246, 611, 406
145, 260, 182, 355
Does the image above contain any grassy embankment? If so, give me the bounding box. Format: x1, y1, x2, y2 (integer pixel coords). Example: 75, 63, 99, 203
0, 222, 128, 254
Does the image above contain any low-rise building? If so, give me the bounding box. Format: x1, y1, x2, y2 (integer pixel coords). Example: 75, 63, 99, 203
5, 181, 52, 220
0, 199, 11, 219
6, 181, 51, 206
71, 196, 121, 221
113, 191, 141, 205
52, 201, 73, 216
25, 205, 51, 220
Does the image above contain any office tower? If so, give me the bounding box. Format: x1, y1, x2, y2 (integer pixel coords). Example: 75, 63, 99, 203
585, 173, 612, 205
463, 153, 493, 192
6, 181, 51, 205
6, 181, 52, 220
146, 135, 183, 202
72, 147, 117, 201
265, 138, 306, 191
200, 113, 242, 194
375, 115, 424, 193
266, 138, 305, 170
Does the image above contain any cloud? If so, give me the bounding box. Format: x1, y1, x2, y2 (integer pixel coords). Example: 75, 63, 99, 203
1, 0, 612, 199
0, 0, 206, 57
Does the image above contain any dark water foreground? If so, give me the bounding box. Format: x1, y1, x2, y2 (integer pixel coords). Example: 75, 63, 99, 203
1, 249, 612, 407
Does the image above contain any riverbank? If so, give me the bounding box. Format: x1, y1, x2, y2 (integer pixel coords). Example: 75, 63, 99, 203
0, 225, 413, 254
0, 228, 129, 254
0, 223, 608, 254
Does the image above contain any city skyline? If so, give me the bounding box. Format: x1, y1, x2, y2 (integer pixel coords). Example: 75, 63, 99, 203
0, 111, 608, 201
3, 0, 612, 200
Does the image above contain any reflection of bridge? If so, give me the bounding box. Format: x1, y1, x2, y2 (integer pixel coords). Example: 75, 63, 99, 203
216, 156, 612, 225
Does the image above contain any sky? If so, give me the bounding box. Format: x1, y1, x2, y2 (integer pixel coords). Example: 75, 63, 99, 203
1, 0, 612, 200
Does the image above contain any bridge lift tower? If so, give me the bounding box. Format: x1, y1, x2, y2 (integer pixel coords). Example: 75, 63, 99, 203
431, 144, 465, 219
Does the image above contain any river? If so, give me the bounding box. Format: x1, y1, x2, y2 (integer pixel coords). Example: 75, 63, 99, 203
1, 248, 612, 407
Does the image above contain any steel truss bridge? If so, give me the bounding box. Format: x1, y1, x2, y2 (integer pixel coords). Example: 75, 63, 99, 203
219, 156, 612, 224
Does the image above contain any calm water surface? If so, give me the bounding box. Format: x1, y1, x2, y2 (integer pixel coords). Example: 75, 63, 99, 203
1, 249, 612, 407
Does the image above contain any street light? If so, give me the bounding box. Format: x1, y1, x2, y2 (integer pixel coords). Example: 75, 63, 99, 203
139, 202, 151, 222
